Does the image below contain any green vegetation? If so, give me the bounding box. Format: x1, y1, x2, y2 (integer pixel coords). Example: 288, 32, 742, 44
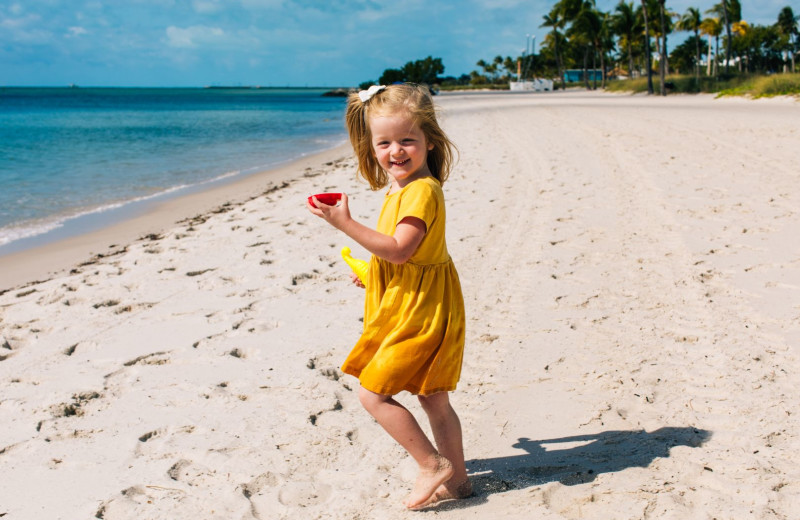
475, 0, 799, 97
359, 56, 444, 90
718, 73, 800, 96
605, 72, 800, 96
606, 74, 746, 93
358, 1, 799, 98
528, 0, 799, 95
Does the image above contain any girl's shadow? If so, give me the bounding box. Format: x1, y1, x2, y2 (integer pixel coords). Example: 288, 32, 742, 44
429, 426, 710, 511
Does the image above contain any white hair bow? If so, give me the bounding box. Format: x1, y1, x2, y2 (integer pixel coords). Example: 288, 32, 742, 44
358, 85, 386, 103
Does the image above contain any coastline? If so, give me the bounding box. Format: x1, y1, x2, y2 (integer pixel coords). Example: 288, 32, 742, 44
0, 143, 351, 292
1, 90, 799, 519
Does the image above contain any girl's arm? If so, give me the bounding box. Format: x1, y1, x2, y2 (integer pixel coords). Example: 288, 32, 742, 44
307, 193, 425, 264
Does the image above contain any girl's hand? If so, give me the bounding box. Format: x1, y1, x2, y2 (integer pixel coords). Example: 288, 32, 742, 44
349, 272, 365, 289
307, 193, 352, 231
307, 192, 423, 265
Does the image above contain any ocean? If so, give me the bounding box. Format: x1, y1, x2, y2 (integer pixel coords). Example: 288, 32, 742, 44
0, 87, 348, 255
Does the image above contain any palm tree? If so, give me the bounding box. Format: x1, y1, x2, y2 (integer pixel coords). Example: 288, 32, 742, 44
707, 2, 733, 73
657, 0, 668, 95
721, 0, 733, 73
776, 6, 799, 73
701, 16, 723, 78
503, 56, 518, 80
493, 55, 504, 81
613, 1, 639, 78
541, 7, 567, 88
729, 0, 742, 23
475, 59, 494, 83
640, 0, 654, 94
559, 0, 586, 22
677, 8, 703, 83
568, 18, 591, 89
732, 20, 750, 71
571, 2, 602, 90
598, 12, 616, 87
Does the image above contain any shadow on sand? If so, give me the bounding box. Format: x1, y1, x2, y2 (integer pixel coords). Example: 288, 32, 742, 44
426, 426, 711, 512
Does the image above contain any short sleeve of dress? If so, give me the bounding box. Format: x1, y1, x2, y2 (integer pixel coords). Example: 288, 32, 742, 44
397, 179, 438, 231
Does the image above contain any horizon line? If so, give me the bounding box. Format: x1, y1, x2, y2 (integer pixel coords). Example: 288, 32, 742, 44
0, 85, 355, 90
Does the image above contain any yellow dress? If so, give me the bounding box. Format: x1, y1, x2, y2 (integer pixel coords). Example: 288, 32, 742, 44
341, 176, 466, 396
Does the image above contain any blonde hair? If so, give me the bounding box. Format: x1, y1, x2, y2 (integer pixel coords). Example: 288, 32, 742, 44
345, 83, 457, 190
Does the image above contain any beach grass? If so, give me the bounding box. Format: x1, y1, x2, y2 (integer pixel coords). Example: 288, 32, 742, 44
718, 73, 800, 98
605, 73, 800, 98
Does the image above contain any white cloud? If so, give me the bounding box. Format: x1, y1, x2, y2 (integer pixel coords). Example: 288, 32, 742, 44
166, 25, 225, 48
356, 8, 390, 23
240, 0, 284, 10
67, 26, 87, 37
0, 12, 52, 45
193, 0, 224, 14
0, 13, 40, 30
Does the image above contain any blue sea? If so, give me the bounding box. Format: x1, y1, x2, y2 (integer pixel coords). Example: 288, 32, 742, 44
0, 87, 348, 254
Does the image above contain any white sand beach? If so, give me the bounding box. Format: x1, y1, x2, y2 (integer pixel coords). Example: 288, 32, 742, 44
1, 90, 799, 519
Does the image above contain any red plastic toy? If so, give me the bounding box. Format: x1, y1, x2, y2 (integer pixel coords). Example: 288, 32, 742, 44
308, 192, 343, 208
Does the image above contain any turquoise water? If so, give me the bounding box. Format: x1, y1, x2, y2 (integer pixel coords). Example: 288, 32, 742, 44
0, 87, 347, 253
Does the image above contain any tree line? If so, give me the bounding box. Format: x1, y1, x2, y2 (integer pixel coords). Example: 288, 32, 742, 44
526, 0, 798, 94
358, 2, 798, 95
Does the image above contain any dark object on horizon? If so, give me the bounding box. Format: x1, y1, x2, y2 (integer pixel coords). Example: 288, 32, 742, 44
322, 88, 352, 97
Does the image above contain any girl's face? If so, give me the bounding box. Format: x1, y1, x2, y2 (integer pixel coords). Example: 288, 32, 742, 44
369, 112, 433, 188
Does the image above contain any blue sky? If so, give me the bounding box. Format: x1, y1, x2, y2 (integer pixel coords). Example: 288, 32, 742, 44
0, 0, 791, 87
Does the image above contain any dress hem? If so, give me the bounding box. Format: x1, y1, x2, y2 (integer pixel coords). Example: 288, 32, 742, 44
342, 366, 457, 396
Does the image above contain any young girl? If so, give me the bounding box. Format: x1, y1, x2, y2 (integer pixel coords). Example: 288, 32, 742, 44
307, 83, 471, 509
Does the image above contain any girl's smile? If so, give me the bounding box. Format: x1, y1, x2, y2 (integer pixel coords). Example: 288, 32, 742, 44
369, 113, 434, 189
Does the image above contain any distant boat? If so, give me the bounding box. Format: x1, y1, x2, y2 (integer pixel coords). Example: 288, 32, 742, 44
322, 88, 352, 97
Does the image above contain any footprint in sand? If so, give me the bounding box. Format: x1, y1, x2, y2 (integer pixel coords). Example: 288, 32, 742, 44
0, 338, 15, 361
167, 458, 214, 486
243, 472, 282, 495
49, 391, 103, 418
123, 351, 170, 367
277, 481, 332, 507
243, 473, 293, 517
135, 425, 196, 454
62, 340, 98, 356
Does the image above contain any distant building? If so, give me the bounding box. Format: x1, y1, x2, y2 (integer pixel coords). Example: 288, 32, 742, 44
509, 79, 553, 92
564, 69, 603, 82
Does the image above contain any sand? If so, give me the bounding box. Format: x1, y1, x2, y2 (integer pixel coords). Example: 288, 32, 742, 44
1, 90, 799, 519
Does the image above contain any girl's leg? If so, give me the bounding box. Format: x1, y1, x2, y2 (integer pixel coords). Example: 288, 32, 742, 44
358, 386, 454, 508
417, 392, 472, 501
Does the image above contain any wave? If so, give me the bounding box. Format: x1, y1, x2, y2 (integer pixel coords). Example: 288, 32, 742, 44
0, 135, 348, 251
0, 168, 253, 248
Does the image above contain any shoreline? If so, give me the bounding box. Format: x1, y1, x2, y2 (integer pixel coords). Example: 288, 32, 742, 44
0, 142, 351, 292
2, 88, 795, 292
1, 90, 799, 518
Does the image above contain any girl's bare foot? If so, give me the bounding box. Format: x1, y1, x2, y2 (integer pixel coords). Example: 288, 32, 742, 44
403, 454, 454, 510
415, 478, 473, 508
438, 478, 473, 500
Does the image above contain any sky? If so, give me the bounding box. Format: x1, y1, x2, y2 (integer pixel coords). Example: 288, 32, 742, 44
0, 0, 792, 87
